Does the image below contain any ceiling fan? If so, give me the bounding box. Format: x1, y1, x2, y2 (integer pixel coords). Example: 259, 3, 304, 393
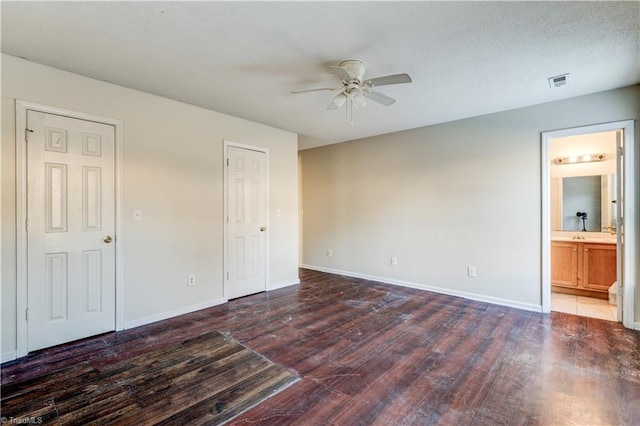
292, 60, 412, 122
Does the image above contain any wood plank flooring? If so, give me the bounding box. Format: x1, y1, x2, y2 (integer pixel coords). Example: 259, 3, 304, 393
1, 332, 298, 425
3, 268, 640, 425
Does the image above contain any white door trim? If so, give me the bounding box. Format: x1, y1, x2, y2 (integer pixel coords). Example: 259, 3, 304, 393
541, 120, 636, 329
223, 140, 269, 300
15, 100, 124, 358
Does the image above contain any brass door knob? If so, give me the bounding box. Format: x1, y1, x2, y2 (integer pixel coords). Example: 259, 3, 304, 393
103, 236, 113, 243
260, 226, 267, 232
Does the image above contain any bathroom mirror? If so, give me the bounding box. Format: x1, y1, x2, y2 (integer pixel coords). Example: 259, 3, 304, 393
550, 174, 616, 232
549, 130, 618, 233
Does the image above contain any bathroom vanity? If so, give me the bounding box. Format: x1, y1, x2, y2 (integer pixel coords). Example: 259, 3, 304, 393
551, 238, 617, 299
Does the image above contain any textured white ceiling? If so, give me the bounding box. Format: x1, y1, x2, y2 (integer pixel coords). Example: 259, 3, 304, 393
2, 2, 639, 150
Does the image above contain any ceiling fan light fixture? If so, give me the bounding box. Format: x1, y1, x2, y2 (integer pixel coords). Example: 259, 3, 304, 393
328, 93, 347, 110
351, 92, 367, 109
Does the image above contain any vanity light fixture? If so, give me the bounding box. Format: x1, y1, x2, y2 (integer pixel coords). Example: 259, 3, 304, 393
553, 153, 607, 165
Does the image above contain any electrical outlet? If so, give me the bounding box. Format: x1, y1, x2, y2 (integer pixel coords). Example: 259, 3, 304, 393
327, 249, 333, 257
467, 267, 476, 278
391, 257, 398, 266
289, 257, 294, 265
187, 275, 196, 286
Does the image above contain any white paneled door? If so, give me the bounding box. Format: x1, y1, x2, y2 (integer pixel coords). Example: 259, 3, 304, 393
27, 110, 116, 351
227, 146, 267, 299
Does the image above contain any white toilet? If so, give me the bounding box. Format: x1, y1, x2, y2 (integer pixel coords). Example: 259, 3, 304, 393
608, 282, 617, 305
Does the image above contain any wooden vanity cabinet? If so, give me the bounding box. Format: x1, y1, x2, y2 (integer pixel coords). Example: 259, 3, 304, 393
582, 243, 617, 292
551, 241, 616, 298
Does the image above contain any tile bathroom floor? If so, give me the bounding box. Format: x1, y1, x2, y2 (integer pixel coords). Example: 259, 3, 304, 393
551, 292, 617, 321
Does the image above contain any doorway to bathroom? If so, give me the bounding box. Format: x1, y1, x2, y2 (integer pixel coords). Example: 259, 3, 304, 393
541, 120, 636, 328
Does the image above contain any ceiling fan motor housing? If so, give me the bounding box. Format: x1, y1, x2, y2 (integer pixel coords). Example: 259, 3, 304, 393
339, 60, 366, 83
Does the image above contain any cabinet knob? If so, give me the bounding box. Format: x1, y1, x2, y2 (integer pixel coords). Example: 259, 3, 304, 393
585, 248, 589, 252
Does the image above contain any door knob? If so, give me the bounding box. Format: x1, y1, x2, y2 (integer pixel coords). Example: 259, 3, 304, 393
103, 235, 113, 243
260, 226, 267, 232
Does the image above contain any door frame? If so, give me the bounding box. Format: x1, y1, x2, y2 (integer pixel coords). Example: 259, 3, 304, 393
541, 120, 636, 329
15, 100, 124, 358
223, 140, 269, 300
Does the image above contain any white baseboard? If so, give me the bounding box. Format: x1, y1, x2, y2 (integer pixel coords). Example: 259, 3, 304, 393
123, 280, 301, 330
635, 322, 640, 331
301, 264, 542, 313
124, 297, 227, 330
1, 350, 18, 363
268, 279, 300, 291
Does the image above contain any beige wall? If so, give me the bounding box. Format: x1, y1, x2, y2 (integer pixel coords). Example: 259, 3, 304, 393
301, 86, 639, 316
1, 54, 299, 360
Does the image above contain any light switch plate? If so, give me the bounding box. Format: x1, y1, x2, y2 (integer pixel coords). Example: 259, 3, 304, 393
133, 210, 143, 222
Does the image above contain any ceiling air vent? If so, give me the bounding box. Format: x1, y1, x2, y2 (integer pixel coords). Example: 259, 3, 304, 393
548, 74, 569, 88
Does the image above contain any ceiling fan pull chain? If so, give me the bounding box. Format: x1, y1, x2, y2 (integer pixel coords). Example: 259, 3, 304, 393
350, 98, 354, 125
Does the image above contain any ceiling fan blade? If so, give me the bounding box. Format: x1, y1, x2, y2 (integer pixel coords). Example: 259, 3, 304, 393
329, 65, 353, 83
291, 87, 337, 94
364, 73, 412, 87
366, 90, 396, 106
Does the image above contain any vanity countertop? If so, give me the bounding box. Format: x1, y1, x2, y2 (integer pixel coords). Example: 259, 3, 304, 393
551, 235, 617, 244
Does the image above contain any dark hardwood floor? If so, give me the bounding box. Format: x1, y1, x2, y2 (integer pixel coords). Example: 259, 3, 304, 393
3, 268, 640, 425
1, 331, 298, 425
